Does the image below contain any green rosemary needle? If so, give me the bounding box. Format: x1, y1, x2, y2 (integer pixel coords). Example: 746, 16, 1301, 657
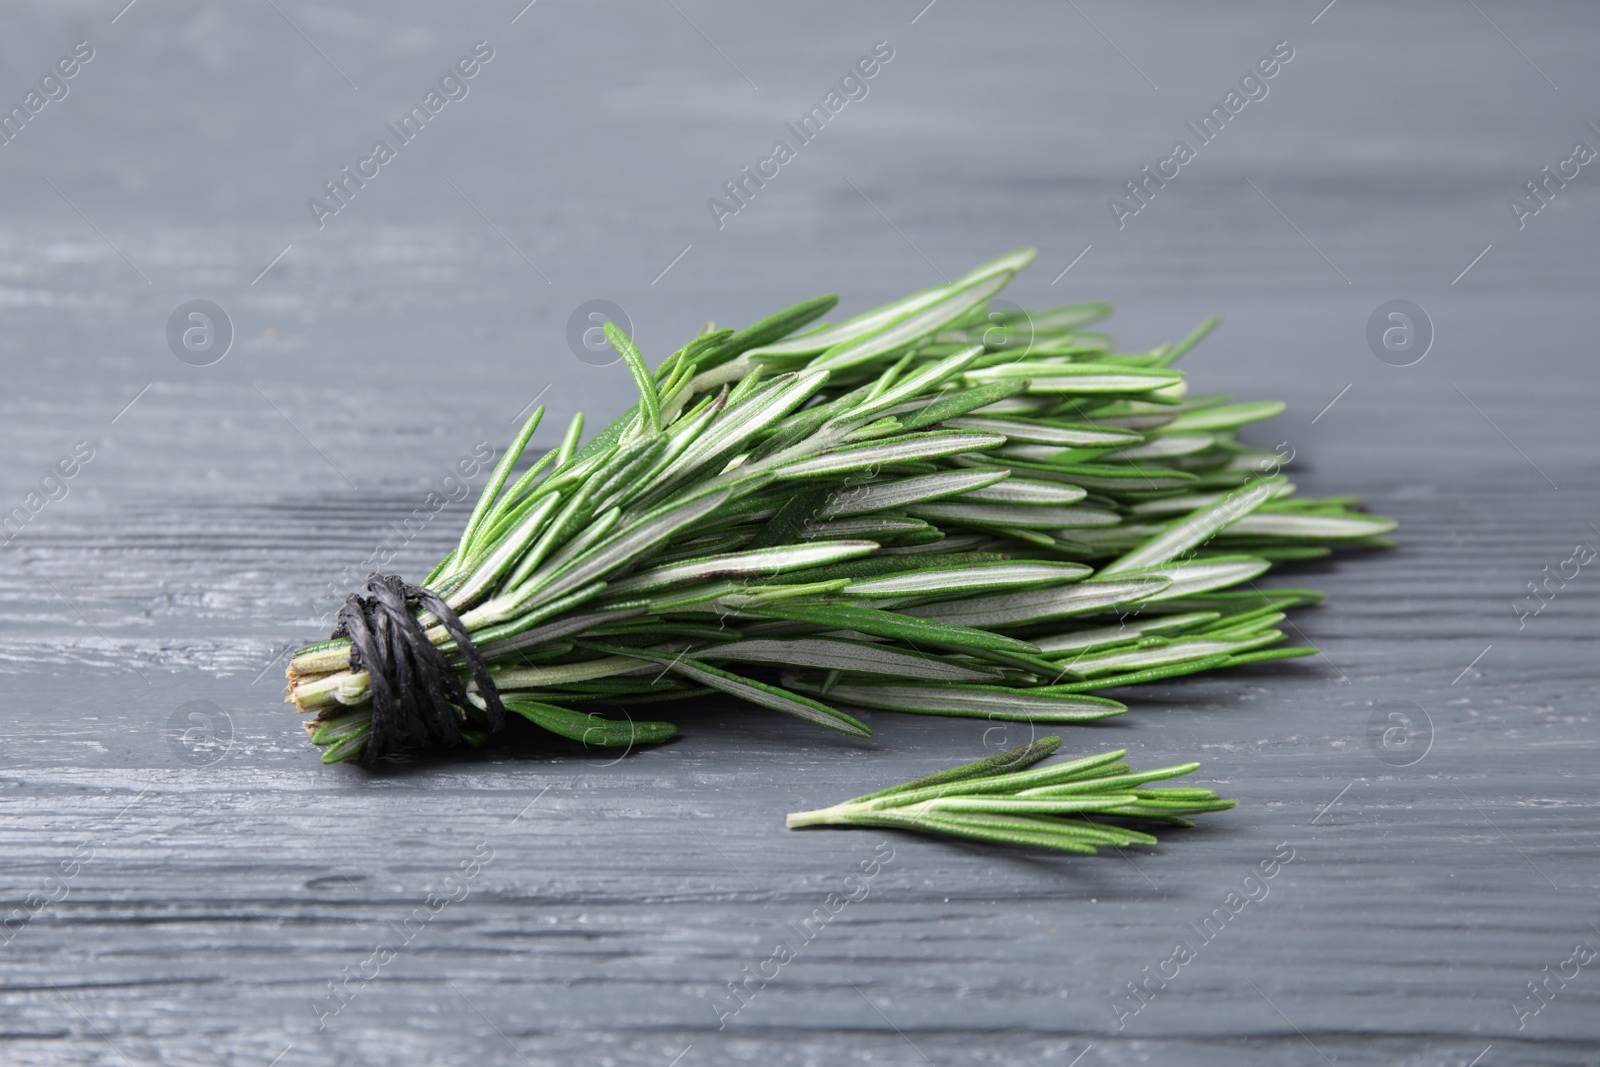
786, 736, 1236, 854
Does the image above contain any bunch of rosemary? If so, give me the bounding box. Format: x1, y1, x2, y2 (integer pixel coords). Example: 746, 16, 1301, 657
287, 248, 1393, 765
787, 736, 1235, 854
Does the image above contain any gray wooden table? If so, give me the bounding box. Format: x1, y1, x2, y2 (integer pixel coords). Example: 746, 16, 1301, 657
2, 2, 1597, 1064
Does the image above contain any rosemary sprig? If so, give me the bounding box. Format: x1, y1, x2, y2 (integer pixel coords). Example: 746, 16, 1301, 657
286, 248, 1395, 764
786, 737, 1235, 854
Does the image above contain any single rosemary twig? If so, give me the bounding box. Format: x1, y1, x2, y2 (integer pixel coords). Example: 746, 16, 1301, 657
787, 736, 1236, 854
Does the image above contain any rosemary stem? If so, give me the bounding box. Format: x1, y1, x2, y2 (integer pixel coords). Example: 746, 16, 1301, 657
784, 805, 851, 828
290, 669, 369, 711
288, 643, 352, 676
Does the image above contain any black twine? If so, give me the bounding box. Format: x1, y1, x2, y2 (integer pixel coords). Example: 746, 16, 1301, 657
333, 574, 506, 764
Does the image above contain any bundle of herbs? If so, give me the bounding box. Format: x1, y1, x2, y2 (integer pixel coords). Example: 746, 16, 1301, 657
287, 248, 1393, 783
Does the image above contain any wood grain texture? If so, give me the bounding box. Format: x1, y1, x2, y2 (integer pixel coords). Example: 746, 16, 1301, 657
2, 2, 1599, 1064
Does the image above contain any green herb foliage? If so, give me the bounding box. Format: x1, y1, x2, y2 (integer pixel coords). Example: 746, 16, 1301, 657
787, 736, 1236, 854
288, 249, 1393, 764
